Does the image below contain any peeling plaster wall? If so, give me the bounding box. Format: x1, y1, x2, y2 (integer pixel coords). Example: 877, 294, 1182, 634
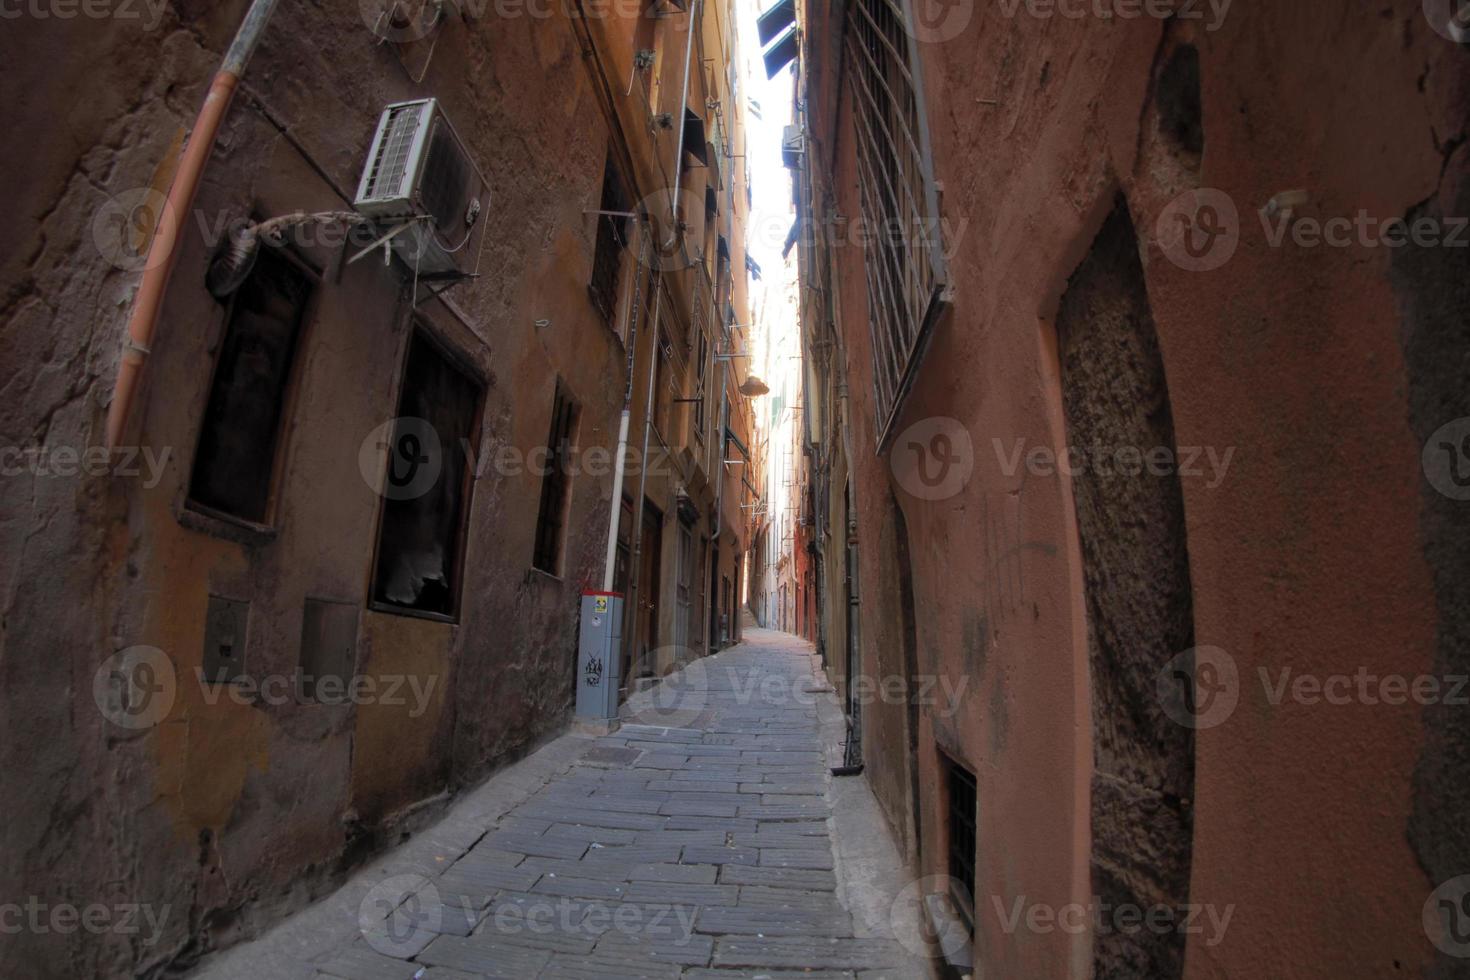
0, 3, 642, 976
801, 1, 1468, 978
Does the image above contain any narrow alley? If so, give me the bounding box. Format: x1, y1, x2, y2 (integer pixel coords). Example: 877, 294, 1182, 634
197, 629, 926, 980
4, 0, 1470, 978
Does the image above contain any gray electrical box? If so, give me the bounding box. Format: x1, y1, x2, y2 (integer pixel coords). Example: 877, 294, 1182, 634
576, 591, 623, 722
202, 595, 249, 685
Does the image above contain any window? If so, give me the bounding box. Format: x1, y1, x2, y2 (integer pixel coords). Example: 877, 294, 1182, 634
945, 755, 978, 933
188, 246, 312, 525
845, 0, 949, 449
370, 330, 483, 620
532, 380, 579, 575
693, 326, 709, 444
589, 153, 629, 326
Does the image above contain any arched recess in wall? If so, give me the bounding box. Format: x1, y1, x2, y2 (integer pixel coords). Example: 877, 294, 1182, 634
1054, 194, 1197, 980
886, 487, 924, 866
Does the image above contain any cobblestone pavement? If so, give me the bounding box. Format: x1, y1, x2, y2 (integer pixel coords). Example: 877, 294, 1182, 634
196, 628, 930, 980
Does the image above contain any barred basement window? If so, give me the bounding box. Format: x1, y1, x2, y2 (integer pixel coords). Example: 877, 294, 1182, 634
188, 245, 313, 526
845, 0, 949, 450
946, 754, 977, 933
589, 154, 629, 327
533, 380, 579, 575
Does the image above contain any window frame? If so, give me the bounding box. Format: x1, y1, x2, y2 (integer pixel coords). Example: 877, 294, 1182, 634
183, 242, 320, 535
365, 320, 486, 625
531, 378, 581, 577
843, 0, 951, 453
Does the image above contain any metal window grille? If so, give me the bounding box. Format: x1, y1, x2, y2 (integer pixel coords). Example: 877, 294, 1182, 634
589, 155, 629, 325
533, 381, 578, 574
844, 0, 949, 450
946, 756, 977, 932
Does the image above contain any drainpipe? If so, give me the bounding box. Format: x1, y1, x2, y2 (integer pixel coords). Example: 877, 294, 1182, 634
103, 0, 281, 450
626, 0, 702, 676
602, 226, 651, 591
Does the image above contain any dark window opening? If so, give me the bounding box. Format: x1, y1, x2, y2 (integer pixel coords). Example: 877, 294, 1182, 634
946, 755, 977, 933
188, 246, 312, 525
694, 327, 709, 441
370, 330, 483, 619
533, 380, 580, 575
1157, 44, 1203, 159
590, 154, 630, 326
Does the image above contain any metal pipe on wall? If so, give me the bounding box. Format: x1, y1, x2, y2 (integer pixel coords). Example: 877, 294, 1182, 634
626, 0, 704, 676
103, 0, 281, 449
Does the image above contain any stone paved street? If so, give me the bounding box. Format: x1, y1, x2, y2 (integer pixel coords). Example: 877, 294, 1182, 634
196, 629, 930, 980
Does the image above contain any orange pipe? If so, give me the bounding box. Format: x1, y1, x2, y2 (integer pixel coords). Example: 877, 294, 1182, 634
104, 72, 239, 450
103, 0, 279, 450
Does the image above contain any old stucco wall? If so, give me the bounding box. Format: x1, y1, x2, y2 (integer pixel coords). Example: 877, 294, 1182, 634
808, 1, 1467, 978
0, 3, 633, 976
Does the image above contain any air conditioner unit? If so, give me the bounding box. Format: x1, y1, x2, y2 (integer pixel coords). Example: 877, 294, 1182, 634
355, 98, 487, 279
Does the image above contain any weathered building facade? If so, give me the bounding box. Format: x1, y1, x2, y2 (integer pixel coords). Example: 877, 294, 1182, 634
789, 0, 1470, 977
0, 0, 760, 976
